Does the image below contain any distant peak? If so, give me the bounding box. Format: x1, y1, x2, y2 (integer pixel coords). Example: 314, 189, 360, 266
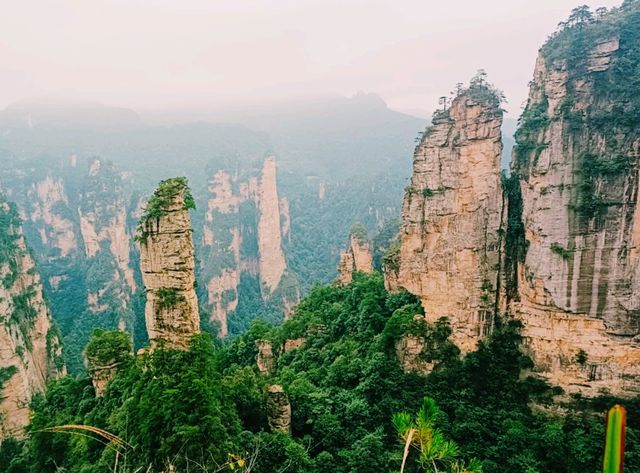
349, 91, 387, 109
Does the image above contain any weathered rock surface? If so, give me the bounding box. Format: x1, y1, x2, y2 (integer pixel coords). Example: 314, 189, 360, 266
338, 227, 374, 284
29, 176, 78, 257
257, 157, 287, 295
200, 158, 298, 336
0, 197, 64, 439
396, 334, 434, 375
266, 384, 291, 433
139, 179, 200, 350
79, 159, 136, 324
256, 339, 275, 375
392, 90, 504, 352
283, 338, 305, 352
392, 9, 640, 395
511, 28, 640, 395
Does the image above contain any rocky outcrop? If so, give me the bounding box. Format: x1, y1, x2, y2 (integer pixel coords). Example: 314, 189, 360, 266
0, 196, 64, 439
338, 225, 374, 284
28, 176, 78, 256
0, 157, 141, 374
79, 159, 136, 290
396, 334, 435, 375
390, 6, 640, 396
85, 329, 132, 397
138, 178, 200, 350
256, 339, 275, 375
283, 338, 305, 352
257, 157, 287, 295
79, 159, 136, 324
266, 385, 291, 433
392, 84, 504, 352
200, 158, 298, 336
509, 13, 640, 395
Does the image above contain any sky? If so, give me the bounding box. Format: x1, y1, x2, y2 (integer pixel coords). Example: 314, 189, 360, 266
0, 0, 623, 118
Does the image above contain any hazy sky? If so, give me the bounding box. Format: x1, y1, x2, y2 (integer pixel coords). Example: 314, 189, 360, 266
0, 0, 622, 118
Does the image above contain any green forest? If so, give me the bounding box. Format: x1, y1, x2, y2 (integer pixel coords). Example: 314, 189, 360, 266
1, 273, 637, 473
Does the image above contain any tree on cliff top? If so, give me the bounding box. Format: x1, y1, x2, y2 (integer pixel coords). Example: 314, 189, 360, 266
135, 176, 196, 243
433, 71, 505, 120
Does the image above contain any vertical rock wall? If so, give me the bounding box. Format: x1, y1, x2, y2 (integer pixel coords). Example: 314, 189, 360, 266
0, 196, 64, 439
394, 89, 504, 352
139, 178, 200, 350
511, 21, 640, 394
257, 157, 287, 295
200, 157, 297, 336
338, 226, 374, 284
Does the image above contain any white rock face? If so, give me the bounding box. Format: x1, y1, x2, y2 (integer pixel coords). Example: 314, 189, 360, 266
257, 157, 287, 295
394, 93, 504, 352
0, 200, 64, 439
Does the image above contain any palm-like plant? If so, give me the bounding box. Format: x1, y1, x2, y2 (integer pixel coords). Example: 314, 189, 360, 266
393, 397, 482, 473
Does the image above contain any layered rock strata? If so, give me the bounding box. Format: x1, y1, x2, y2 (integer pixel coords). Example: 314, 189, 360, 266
138, 178, 200, 350
392, 87, 504, 352
266, 385, 291, 433
510, 16, 640, 395
0, 196, 64, 438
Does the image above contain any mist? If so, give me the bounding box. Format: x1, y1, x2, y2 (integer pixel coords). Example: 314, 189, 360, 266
0, 0, 622, 118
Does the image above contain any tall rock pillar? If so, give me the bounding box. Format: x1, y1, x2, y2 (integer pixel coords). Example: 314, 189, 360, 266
394, 82, 505, 352
138, 178, 200, 350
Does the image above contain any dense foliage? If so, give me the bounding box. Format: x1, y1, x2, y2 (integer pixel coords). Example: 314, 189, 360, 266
515, 2, 640, 224
136, 177, 195, 244
2, 273, 638, 473
85, 329, 133, 366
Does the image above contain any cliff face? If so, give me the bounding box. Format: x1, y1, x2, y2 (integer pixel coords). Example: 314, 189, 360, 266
79, 159, 136, 326
30, 176, 78, 256
0, 156, 141, 373
338, 226, 374, 284
510, 10, 640, 395
138, 178, 200, 350
0, 196, 64, 439
390, 5, 640, 395
200, 157, 298, 336
393, 87, 504, 352
257, 158, 287, 295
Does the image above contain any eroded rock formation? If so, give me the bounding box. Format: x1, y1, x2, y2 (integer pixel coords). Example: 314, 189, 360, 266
28, 176, 78, 257
257, 157, 287, 295
79, 159, 136, 325
0, 196, 64, 438
510, 16, 640, 395
392, 84, 504, 352
391, 5, 640, 396
200, 157, 298, 336
338, 225, 374, 284
256, 339, 275, 375
266, 384, 291, 433
138, 178, 200, 350
85, 329, 132, 397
